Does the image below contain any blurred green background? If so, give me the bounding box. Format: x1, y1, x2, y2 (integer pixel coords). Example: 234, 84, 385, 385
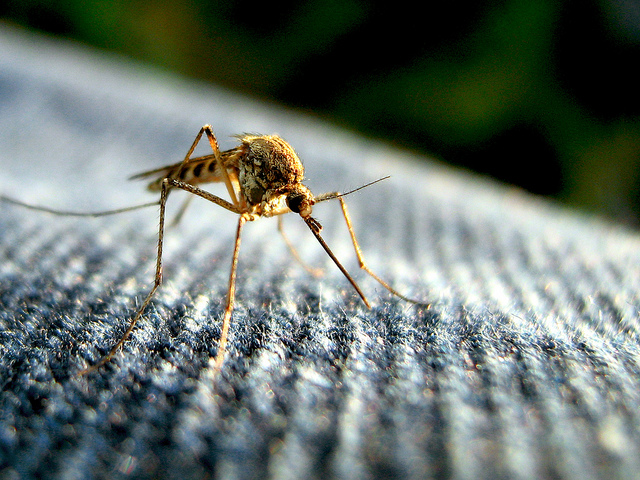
3, 0, 640, 223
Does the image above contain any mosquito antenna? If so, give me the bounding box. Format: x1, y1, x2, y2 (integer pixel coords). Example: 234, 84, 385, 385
0, 194, 158, 217
303, 216, 370, 308
315, 176, 390, 204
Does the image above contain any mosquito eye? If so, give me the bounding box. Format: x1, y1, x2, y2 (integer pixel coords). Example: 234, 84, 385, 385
286, 193, 304, 213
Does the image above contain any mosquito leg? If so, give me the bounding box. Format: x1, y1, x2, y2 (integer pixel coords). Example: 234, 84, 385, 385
277, 215, 323, 277
213, 214, 247, 371
169, 194, 193, 228
166, 179, 244, 215
0, 195, 158, 217
337, 197, 429, 307
162, 177, 249, 370
201, 125, 240, 207
158, 125, 213, 213
180, 126, 209, 165
169, 125, 240, 210
78, 177, 248, 374
78, 178, 171, 375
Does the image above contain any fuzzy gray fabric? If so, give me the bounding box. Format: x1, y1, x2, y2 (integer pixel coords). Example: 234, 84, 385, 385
2, 25, 640, 480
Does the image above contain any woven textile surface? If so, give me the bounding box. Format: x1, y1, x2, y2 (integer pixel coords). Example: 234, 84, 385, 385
2, 25, 640, 480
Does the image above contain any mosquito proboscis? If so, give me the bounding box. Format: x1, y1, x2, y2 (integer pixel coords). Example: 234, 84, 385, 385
1, 125, 428, 374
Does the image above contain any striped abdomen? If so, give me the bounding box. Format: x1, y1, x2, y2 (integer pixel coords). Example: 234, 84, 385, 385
130, 150, 240, 192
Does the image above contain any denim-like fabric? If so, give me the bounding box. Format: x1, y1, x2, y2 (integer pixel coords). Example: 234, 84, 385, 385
2, 25, 640, 480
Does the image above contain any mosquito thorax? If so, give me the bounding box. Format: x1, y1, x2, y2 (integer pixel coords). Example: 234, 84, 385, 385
238, 134, 305, 206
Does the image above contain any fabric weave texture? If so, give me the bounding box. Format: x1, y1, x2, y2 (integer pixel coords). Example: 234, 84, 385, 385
1, 25, 640, 480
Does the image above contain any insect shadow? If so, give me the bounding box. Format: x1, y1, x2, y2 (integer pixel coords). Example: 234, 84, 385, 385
1, 125, 428, 374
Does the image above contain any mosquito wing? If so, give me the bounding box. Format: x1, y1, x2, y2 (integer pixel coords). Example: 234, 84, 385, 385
130, 154, 225, 191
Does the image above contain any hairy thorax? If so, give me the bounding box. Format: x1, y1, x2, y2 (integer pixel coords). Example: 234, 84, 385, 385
237, 135, 305, 207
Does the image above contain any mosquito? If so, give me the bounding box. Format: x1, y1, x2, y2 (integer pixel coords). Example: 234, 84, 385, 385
1, 125, 427, 374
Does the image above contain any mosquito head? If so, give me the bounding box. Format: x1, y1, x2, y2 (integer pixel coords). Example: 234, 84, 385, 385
285, 184, 315, 218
